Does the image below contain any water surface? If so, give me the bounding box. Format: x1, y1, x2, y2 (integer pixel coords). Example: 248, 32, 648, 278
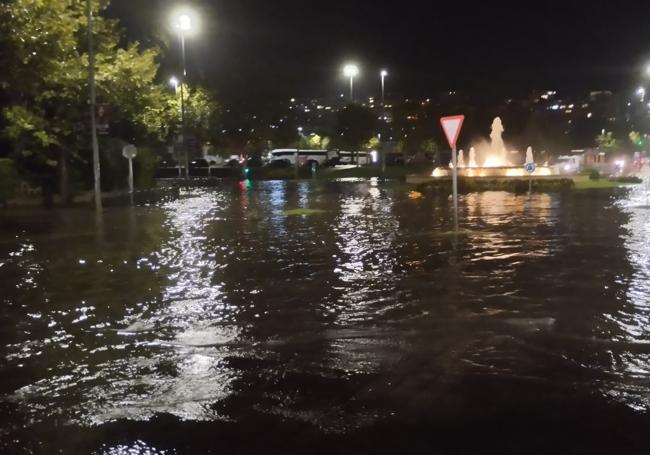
1, 180, 650, 453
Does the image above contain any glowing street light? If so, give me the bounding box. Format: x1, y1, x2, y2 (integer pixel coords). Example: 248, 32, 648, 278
380, 69, 388, 103
177, 13, 192, 32
169, 76, 179, 89
343, 64, 359, 102
637, 87, 646, 103
170, 7, 199, 179
171, 7, 200, 38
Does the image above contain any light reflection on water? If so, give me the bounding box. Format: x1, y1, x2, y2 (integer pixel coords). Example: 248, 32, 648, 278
598, 186, 650, 410
1, 183, 650, 450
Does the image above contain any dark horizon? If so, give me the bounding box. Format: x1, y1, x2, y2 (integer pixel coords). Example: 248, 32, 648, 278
108, 0, 650, 104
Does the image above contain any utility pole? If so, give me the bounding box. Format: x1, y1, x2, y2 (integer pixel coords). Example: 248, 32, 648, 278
180, 32, 189, 179
87, 0, 102, 212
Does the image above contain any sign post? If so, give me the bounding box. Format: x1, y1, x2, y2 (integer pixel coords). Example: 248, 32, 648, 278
440, 115, 465, 231
524, 162, 536, 196
122, 144, 137, 205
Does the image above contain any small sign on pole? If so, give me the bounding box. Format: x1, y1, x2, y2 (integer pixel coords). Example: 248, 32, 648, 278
122, 144, 137, 204
96, 104, 111, 135
524, 162, 536, 196
440, 115, 465, 231
524, 162, 536, 174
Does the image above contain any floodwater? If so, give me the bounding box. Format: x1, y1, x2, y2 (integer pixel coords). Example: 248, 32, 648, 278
1, 180, 650, 454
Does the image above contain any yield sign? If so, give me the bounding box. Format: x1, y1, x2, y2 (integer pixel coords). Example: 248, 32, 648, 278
440, 115, 465, 149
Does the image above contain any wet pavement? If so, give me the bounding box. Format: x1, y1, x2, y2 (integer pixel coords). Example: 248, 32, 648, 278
1, 180, 650, 454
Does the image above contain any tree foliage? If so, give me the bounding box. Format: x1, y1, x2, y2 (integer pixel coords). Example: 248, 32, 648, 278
0, 0, 220, 200
334, 104, 376, 150
139, 84, 220, 144
628, 131, 645, 151
595, 131, 623, 151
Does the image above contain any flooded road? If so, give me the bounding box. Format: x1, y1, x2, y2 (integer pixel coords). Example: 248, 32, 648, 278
1, 180, 650, 453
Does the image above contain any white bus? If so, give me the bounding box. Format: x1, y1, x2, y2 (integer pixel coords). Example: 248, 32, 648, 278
267, 149, 331, 167
267, 149, 371, 167
336, 151, 370, 165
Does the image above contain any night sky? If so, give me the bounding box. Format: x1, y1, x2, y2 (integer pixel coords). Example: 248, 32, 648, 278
108, 0, 650, 103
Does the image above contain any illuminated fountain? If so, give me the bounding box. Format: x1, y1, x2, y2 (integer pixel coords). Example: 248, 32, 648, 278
432, 117, 555, 178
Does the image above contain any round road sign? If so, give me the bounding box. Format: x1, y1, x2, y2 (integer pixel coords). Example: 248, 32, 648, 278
122, 144, 137, 159
524, 162, 536, 174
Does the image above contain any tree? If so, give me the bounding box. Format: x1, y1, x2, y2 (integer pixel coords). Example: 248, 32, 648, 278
141, 84, 220, 145
364, 136, 380, 151
595, 131, 623, 152
1, 0, 91, 202
0, 0, 210, 202
629, 131, 645, 151
296, 134, 331, 150
334, 104, 376, 164
391, 101, 440, 157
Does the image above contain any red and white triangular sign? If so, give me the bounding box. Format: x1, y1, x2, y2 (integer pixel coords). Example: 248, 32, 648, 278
440, 115, 465, 149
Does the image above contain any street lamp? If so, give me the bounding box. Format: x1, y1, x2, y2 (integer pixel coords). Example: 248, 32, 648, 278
295, 127, 304, 177
171, 7, 198, 179
380, 69, 388, 104
169, 76, 181, 176
343, 64, 359, 102
637, 87, 646, 103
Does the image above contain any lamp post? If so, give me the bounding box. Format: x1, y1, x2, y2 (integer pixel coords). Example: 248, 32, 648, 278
173, 10, 194, 179
295, 126, 303, 178
86, 0, 101, 212
380, 69, 388, 104
343, 64, 359, 102
169, 77, 182, 176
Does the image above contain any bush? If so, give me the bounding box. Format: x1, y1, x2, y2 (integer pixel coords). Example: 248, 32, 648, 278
588, 169, 601, 181
133, 147, 160, 189
93, 140, 160, 191
0, 158, 17, 204
416, 177, 575, 194
610, 176, 642, 184
96, 138, 129, 191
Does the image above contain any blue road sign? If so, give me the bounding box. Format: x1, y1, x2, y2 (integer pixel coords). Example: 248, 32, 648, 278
524, 162, 536, 174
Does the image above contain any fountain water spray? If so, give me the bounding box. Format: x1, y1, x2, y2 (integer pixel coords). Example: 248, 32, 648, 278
431, 117, 555, 178
525, 147, 534, 165
458, 150, 466, 168
468, 147, 478, 168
